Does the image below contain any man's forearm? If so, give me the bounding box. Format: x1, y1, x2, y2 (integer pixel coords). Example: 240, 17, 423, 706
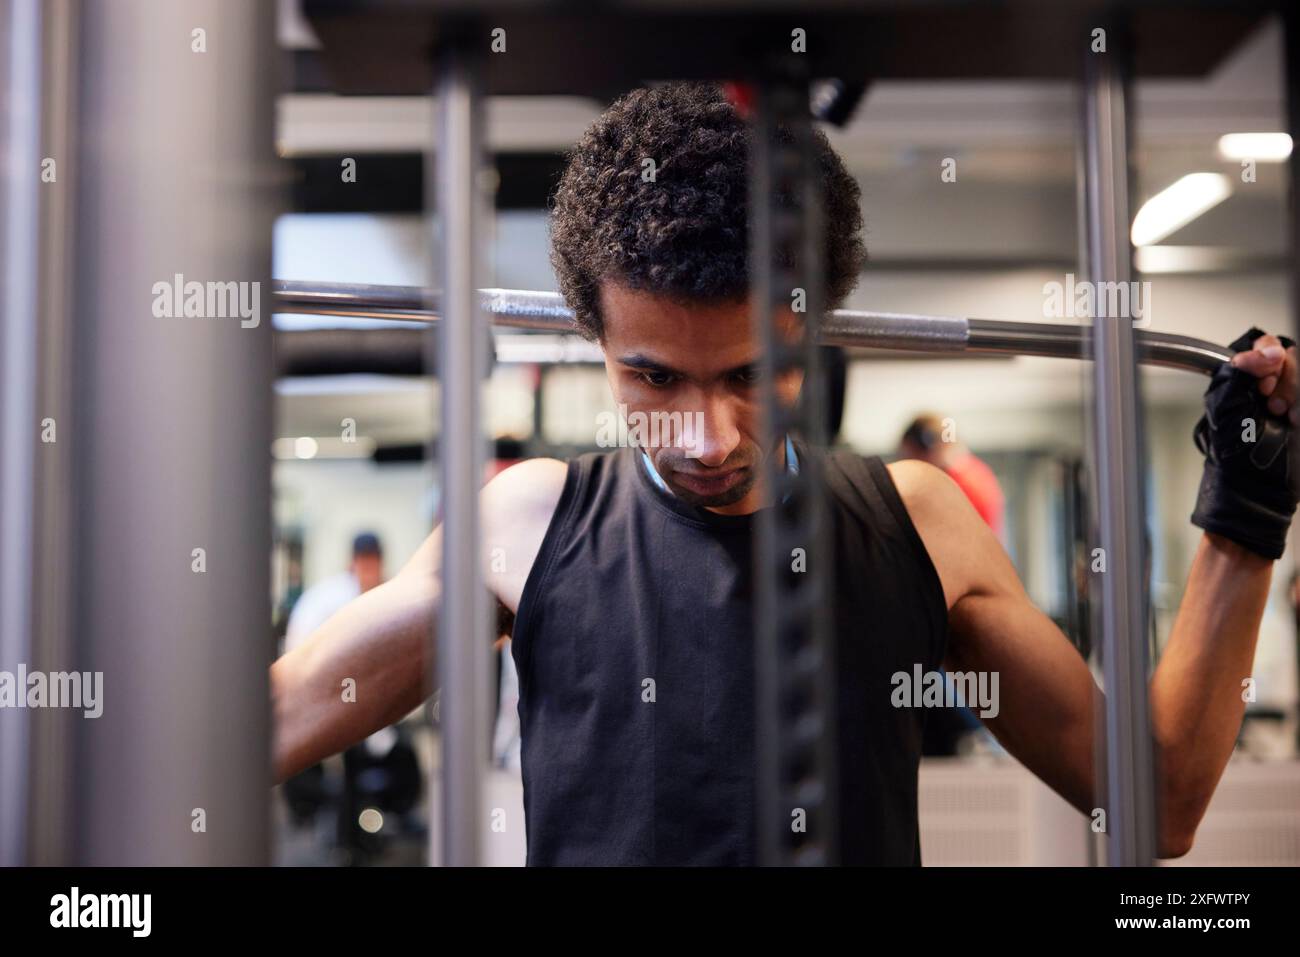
1151, 531, 1272, 846
272, 574, 436, 783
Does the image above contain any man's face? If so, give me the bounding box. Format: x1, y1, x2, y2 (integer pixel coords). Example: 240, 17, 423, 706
598, 283, 803, 515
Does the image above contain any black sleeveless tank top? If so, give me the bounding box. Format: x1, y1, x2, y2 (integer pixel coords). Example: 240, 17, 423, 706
510, 441, 948, 865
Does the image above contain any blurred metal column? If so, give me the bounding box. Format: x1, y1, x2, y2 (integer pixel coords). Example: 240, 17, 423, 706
72, 0, 277, 864
1285, 0, 1300, 753
430, 43, 490, 867
1080, 36, 1156, 866
0, 0, 42, 866
751, 74, 839, 866
27, 0, 79, 867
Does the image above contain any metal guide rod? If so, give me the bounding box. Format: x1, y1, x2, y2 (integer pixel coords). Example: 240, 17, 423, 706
0, 0, 43, 866
28, 0, 78, 866
271, 281, 1231, 375
1287, 3, 1300, 741
1082, 39, 1156, 866
751, 75, 838, 867
431, 47, 491, 867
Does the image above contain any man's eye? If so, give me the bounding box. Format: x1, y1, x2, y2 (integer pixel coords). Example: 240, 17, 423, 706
640, 371, 676, 388
733, 368, 761, 385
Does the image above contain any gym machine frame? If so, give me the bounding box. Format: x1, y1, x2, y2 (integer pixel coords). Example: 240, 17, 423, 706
299, 0, 1292, 869
3, 0, 1293, 868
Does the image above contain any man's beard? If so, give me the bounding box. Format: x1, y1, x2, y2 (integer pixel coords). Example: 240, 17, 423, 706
651, 443, 768, 509
665, 466, 757, 508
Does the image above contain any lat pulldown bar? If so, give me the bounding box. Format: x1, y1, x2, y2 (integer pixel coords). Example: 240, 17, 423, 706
271, 280, 1234, 376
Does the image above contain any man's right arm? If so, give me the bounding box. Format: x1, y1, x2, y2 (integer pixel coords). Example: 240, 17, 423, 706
269, 457, 567, 784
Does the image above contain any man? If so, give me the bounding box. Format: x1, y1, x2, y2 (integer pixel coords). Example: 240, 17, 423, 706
898, 412, 1005, 540
284, 532, 385, 655
272, 83, 1299, 864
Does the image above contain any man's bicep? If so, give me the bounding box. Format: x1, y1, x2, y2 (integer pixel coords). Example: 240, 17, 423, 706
946, 588, 1099, 815
394, 522, 442, 584
891, 458, 1100, 814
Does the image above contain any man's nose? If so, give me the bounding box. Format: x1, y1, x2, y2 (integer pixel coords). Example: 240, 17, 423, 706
690, 394, 742, 467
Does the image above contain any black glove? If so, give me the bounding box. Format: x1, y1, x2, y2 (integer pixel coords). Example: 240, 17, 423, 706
1190, 327, 1299, 559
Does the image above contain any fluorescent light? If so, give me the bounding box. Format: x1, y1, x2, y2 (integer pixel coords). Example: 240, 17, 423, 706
275, 375, 429, 396
1134, 245, 1233, 274
1130, 173, 1231, 247
293, 436, 319, 459
1217, 133, 1292, 162
493, 333, 604, 364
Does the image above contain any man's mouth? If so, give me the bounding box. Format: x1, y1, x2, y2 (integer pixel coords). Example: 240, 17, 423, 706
671, 467, 745, 498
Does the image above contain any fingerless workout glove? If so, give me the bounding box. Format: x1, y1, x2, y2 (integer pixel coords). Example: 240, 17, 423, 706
1190, 327, 1300, 560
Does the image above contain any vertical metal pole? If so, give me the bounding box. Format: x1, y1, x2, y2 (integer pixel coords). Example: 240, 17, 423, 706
28, 0, 78, 866
431, 44, 490, 867
72, 0, 276, 864
0, 0, 42, 866
1081, 34, 1156, 866
752, 74, 838, 866
1285, 3, 1300, 756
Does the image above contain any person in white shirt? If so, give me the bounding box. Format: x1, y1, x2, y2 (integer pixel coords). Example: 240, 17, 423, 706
285, 532, 385, 655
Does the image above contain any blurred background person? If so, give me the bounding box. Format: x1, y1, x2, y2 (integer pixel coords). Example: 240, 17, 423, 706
280, 531, 422, 864
899, 412, 1006, 541
272, 552, 304, 658
284, 531, 385, 655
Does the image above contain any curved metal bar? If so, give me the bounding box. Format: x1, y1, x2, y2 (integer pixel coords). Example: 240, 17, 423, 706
270, 281, 1233, 375
818, 309, 970, 352
968, 318, 1233, 374
1136, 331, 1233, 375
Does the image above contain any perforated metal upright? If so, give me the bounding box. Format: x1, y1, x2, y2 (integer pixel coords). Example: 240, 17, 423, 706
750, 71, 839, 867
298, 0, 1287, 870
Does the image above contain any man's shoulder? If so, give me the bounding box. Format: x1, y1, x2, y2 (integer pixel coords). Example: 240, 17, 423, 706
483, 457, 570, 525
480, 457, 572, 613
481, 450, 639, 552
884, 457, 988, 535
883, 458, 1004, 610
883, 458, 951, 508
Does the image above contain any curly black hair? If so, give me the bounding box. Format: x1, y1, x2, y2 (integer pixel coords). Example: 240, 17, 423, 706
549, 82, 867, 341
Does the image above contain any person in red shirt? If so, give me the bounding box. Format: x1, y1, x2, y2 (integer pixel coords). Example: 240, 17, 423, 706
898, 413, 1005, 539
